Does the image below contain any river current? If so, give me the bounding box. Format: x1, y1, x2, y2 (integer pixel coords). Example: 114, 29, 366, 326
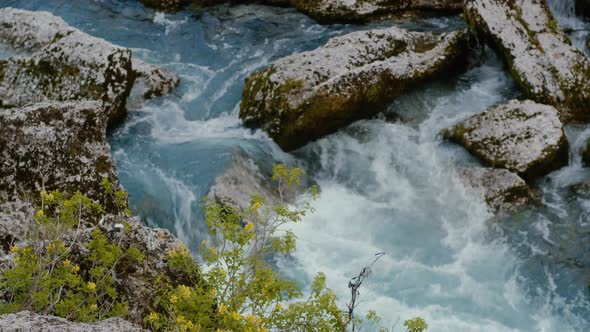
2, 0, 590, 330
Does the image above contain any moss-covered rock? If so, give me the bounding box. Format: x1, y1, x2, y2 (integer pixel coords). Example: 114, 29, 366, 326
442, 100, 569, 180
291, 0, 463, 23
458, 167, 537, 213
465, 0, 590, 123
241, 27, 468, 150
0, 8, 180, 125
0, 101, 123, 212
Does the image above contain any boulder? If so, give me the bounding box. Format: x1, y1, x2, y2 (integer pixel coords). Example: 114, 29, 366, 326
132, 60, 180, 99
465, 0, 590, 122
291, 0, 463, 23
0, 101, 122, 212
241, 27, 468, 150
208, 150, 306, 210
458, 167, 536, 213
0, 311, 147, 332
442, 100, 569, 180
0, 8, 179, 123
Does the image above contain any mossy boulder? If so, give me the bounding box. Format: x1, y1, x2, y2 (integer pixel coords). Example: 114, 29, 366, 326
443, 100, 569, 180
291, 0, 463, 23
0, 101, 123, 212
0, 8, 179, 124
465, 0, 590, 122
458, 167, 537, 213
240, 27, 468, 150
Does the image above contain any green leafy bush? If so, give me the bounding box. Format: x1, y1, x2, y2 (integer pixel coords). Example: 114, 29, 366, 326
0, 187, 142, 321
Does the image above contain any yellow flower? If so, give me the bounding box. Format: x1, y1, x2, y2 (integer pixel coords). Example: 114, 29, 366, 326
209, 246, 217, 256
72, 265, 80, 273
244, 222, 254, 232
176, 315, 186, 324
170, 295, 178, 304
89, 304, 98, 311
13, 256, 19, 263
148, 312, 159, 322
62, 259, 71, 267
252, 202, 262, 211
186, 321, 195, 329
10, 246, 19, 253
179, 285, 191, 299
275, 303, 283, 310
35, 210, 44, 218
231, 311, 241, 320
87, 282, 96, 291
218, 303, 227, 315
209, 289, 217, 298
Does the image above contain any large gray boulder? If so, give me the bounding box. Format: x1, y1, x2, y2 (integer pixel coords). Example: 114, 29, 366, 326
208, 150, 307, 210
292, 0, 463, 23
443, 100, 569, 180
458, 167, 536, 213
0, 8, 179, 123
0, 311, 147, 332
0, 101, 122, 211
241, 27, 468, 150
465, 0, 590, 122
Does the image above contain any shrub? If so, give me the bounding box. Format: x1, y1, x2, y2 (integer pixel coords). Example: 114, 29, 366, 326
0, 187, 142, 321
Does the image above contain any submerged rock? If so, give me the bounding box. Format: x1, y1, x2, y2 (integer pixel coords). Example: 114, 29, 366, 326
458, 167, 536, 213
443, 100, 569, 180
292, 0, 463, 23
0, 101, 122, 212
0, 311, 147, 332
241, 27, 468, 150
465, 0, 590, 122
0, 8, 179, 122
208, 150, 306, 210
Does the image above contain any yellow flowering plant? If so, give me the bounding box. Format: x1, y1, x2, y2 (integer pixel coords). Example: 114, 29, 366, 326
0, 182, 144, 322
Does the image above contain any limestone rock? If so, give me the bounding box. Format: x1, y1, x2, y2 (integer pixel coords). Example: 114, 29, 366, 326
0, 8, 179, 122
458, 167, 536, 213
0, 311, 147, 332
465, 0, 590, 122
292, 0, 463, 23
443, 100, 569, 180
0, 101, 122, 212
241, 27, 467, 150
208, 150, 306, 210
132, 60, 180, 99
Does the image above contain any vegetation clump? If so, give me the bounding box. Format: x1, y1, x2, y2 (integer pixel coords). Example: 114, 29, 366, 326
0, 167, 427, 332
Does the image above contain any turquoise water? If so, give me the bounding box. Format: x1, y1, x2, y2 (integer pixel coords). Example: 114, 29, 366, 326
3, 0, 590, 330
